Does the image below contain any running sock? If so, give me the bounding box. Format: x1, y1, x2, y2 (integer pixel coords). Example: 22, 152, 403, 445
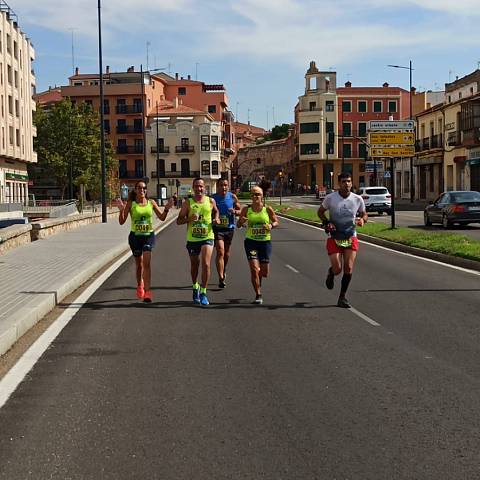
200, 287, 207, 294
340, 273, 352, 295
193, 282, 200, 290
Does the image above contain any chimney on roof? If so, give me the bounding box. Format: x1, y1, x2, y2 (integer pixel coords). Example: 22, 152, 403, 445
75, 67, 79, 76
411, 86, 416, 94
175, 73, 179, 80
345, 81, 351, 88
383, 82, 389, 87
187, 74, 191, 80
106, 65, 110, 74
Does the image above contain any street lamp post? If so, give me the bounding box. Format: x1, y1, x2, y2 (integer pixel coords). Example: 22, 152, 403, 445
97, 0, 107, 222
388, 60, 414, 203
155, 101, 160, 203
278, 170, 284, 205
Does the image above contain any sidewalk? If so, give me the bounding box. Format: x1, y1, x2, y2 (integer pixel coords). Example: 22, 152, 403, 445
0, 212, 177, 357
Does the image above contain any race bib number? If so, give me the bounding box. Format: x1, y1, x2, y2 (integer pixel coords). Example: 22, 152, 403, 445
192, 222, 208, 238
335, 238, 352, 248
220, 215, 229, 226
134, 221, 151, 234
251, 223, 267, 239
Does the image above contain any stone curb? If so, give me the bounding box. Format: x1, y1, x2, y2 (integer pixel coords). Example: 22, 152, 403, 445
277, 212, 480, 273
0, 214, 177, 358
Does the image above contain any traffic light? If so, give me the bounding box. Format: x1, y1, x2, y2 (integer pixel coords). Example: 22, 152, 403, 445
176, 179, 181, 187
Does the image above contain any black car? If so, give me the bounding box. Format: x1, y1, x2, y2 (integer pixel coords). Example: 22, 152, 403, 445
424, 190, 480, 228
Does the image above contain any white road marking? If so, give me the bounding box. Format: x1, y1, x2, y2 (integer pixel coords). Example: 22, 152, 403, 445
285, 264, 299, 273
349, 306, 381, 327
281, 215, 480, 277
0, 249, 133, 410
0, 217, 178, 410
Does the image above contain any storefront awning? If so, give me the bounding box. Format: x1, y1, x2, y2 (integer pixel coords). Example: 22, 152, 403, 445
466, 158, 480, 166
453, 156, 466, 163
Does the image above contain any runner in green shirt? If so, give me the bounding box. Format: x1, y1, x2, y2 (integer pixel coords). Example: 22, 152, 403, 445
177, 177, 220, 305
117, 181, 174, 303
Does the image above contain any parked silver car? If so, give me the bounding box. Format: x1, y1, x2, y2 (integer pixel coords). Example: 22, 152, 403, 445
357, 187, 392, 215
424, 190, 480, 228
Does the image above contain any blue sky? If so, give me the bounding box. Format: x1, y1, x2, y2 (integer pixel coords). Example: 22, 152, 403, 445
11, 0, 480, 129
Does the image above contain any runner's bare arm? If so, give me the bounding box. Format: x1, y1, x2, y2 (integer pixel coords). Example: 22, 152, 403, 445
118, 200, 132, 225
317, 205, 328, 223
176, 199, 190, 225
232, 194, 242, 215
210, 198, 220, 224
266, 206, 279, 230
236, 206, 248, 228
152, 197, 174, 221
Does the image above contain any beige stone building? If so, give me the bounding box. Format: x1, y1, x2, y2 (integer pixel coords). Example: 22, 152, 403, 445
442, 71, 480, 192
0, 3, 36, 203
145, 99, 221, 197
414, 103, 444, 201
234, 131, 295, 192
296, 61, 338, 190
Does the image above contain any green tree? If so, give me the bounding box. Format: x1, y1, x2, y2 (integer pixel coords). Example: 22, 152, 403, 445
256, 123, 292, 144
34, 99, 116, 200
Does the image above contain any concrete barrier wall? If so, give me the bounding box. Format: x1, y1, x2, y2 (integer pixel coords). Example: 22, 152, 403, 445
0, 209, 119, 255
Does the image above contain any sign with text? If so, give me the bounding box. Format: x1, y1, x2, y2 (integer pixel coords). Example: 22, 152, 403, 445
368, 120, 415, 130
365, 161, 384, 172
369, 132, 414, 145
370, 146, 415, 157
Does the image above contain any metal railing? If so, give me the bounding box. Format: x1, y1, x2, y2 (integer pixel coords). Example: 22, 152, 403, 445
150, 146, 170, 153
175, 146, 195, 153
115, 105, 143, 114
116, 145, 144, 154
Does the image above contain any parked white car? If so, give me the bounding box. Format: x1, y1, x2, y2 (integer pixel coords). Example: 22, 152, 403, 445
357, 187, 392, 215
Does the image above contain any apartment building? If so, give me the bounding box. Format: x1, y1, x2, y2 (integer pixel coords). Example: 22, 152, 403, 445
145, 99, 221, 197
296, 61, 338, 190
337, 81, 410, 190
442, 70, 480, 192
412, 91, 445, 200
0, 2, 36, 203
155, 72, 235, 177
295, 61, 410, 190
61, 66, 167, 187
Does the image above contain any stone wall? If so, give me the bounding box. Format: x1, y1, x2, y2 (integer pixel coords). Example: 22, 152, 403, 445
0, 209, 119, 255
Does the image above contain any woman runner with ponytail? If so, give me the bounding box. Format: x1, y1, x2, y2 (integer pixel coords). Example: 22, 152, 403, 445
117, 181, 174, 303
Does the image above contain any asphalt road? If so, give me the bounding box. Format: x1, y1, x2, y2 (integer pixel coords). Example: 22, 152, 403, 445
1, 219, 480, 479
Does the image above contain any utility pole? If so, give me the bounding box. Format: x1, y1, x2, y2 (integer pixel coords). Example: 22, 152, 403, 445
97, 0, 107, 223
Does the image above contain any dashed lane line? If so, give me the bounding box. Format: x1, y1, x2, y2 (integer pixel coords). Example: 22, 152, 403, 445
285, 264, 299, 273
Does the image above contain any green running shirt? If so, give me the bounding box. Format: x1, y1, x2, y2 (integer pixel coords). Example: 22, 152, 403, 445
130, 200, 153, 236
246, 206, 271, 241
187, 196, 214, 242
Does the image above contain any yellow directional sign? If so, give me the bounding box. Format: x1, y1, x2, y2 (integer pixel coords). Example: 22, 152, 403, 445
369, 132, 414, 145
370, 146, 415, 157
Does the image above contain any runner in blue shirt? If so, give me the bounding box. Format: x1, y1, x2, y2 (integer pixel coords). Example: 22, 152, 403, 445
212, 178, 241, 288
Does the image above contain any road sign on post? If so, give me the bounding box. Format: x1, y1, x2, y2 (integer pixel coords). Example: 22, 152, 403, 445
367, 120, 415, 227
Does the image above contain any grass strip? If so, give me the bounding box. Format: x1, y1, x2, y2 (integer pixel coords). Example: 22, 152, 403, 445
272, 203, 480, 262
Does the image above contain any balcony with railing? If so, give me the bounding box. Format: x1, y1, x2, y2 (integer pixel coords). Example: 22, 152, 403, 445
462, 127, 480, 147
151, 170, 200, 178
447, 131, 460, 146
115, 104, 143, 115
150, 146, 170, 154
415, 134, 444, 152
116, 126, 143, 134
119, 170, 144, 179
116, 145, 144, 154
175, 146, 195, 154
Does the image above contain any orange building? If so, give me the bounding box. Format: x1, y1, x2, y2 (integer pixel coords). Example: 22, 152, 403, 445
60, 68, 235, 188
61, 66, 167, 187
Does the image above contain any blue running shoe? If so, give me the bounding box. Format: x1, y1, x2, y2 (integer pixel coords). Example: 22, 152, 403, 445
193, 287, 201, 304
199, 292, 209, 306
